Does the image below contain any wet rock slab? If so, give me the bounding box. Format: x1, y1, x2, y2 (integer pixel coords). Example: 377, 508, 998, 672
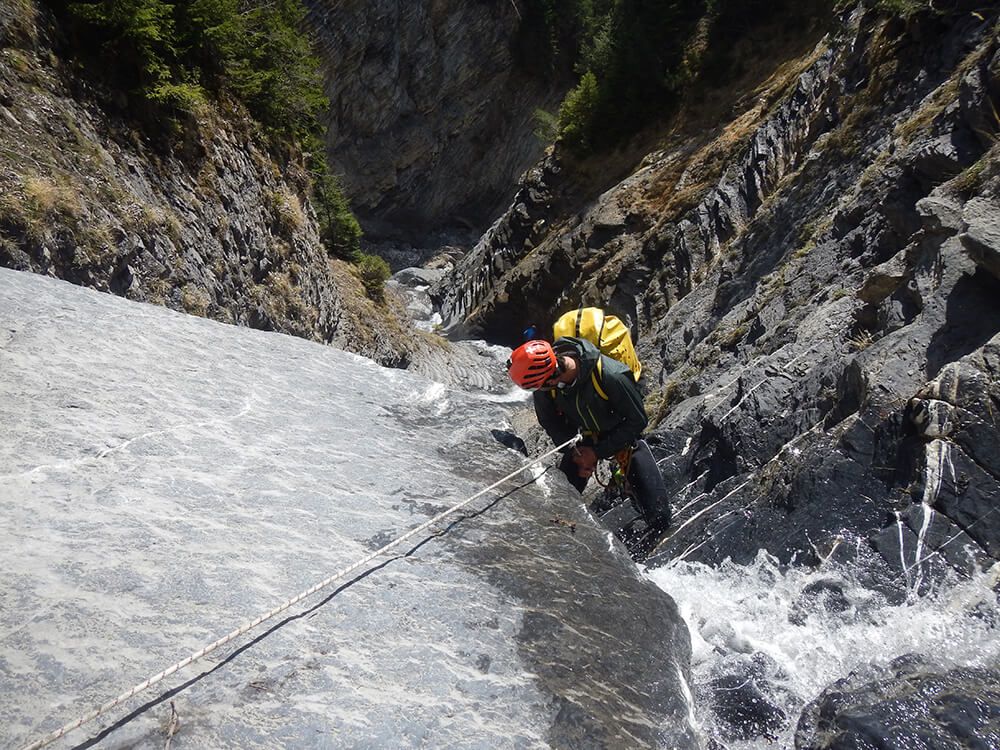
0, 268, 694, 749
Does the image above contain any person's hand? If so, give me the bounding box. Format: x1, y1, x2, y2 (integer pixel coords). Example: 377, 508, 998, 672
572, 446, 598, 478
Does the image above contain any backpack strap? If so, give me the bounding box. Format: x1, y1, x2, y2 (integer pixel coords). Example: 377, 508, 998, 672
574, 306, 608, 341
591, 357, 609, 400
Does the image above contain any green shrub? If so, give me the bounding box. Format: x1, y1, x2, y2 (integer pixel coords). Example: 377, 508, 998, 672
311, 162, 362, 260
355, 252, 390, 302
523, 0, 703, 153
532, 107, 560, 144
266, 188, 306, 237
875, 0, 925, 17
51, 0, 365, 266
525, 0, 838, 154
52, 0, 326, 140
558, 71, 599, 152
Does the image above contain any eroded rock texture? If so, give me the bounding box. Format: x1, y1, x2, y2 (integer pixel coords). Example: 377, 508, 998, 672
0, 2, 431, 367
305, 0, 559, 242
795, 656, 1000, 749
439, 6, 1000, 590
0, 267, 696, 750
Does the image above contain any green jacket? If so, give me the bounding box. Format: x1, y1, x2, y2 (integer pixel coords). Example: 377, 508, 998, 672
532, 336, 648, 459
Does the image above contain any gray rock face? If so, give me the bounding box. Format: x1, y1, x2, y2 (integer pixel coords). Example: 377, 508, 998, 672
960, 195, 1000, 280
435, 8, 850, 342
0, 267, 695, 749
438, 11, 1000, 744
0, 11, 322, 330
435, 154, 572, 338
795, 656, 1000, 749
444, 6, 1000, 592
0, 4, 428, 368
305, 0, 559, 242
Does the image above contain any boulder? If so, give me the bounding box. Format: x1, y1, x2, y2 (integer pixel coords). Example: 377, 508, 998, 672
795, 656, 1000, 750
960, 196, 1000, 281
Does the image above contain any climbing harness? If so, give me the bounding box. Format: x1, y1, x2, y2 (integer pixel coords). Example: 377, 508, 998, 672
593, 447, 634, 493
18, 434, 581, 750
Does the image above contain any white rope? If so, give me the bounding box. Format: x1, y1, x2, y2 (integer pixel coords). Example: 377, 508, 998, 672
19, 434, 580, 750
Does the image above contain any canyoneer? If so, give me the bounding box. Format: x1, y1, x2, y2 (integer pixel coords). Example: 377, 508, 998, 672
506, 308, 671, 545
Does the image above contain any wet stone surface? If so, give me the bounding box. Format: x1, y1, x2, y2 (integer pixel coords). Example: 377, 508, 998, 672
0, 268, 694, 749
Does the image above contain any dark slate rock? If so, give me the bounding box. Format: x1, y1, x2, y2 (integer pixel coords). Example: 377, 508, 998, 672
705, 653, 791, 743
390, 266, 448, 288
960, 196, 1000, 281
788, 579, 852, 626
927, 444, 1000, 558
858, 248, 911, 304
795, 656, 1000, 750
916, 194, 964, 234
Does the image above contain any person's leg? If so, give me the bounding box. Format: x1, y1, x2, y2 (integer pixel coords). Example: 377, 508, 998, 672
558, 449, 590, 493
625, 440, 671, 530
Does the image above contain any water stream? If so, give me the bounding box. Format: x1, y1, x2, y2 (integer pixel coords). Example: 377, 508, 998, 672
392, 266, 1000, 747
647, 551, 1000, 747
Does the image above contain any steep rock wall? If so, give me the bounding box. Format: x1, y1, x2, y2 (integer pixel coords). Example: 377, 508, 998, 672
1, 266, 696, 749
305, 0, 558, 243
440, 4, 1000, 586
442, 9, 1000, 741
0, 2, 420, 367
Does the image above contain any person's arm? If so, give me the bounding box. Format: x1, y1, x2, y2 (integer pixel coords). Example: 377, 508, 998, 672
592, 368, 648, 458
533, 391, 577, 449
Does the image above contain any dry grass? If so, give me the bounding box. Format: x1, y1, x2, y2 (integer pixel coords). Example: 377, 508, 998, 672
2, 0, 39, 45
0, 47, 31, 74
262, 267, 316, 328
950, 143, 999, 196
890, 21, 990, 146
0, 173, 83, 241
76, 222, 116, 265
132, 204, 184, 243
24, 175, 82, 220
267, 189, 306, 237
328, 258, 422, 358
646, 366, 698, 428
848, 329, 875, 351
180, 284, 211, 317
640, 37, 830, 228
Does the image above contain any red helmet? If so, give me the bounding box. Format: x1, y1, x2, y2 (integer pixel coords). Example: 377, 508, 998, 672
508, 340, 558, 390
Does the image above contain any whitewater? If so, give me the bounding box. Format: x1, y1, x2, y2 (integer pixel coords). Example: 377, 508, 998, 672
648, 552, 1000, 747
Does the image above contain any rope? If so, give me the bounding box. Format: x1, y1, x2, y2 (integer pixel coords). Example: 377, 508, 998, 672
19, 434, 581, 750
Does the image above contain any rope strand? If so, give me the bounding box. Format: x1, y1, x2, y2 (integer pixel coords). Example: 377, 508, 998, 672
19, 434, 580, 750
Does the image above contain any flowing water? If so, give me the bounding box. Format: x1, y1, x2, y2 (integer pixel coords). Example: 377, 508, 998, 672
391, 269, 1000, 747
647, 551, 1000, 748
6, 263, 998, 748
1, 267, 697, 749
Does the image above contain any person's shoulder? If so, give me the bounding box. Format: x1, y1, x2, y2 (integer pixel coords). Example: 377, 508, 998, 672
553, 336, 583, 352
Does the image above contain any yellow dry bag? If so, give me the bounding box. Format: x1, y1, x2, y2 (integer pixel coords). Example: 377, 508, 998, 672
553, 307, 642, 384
